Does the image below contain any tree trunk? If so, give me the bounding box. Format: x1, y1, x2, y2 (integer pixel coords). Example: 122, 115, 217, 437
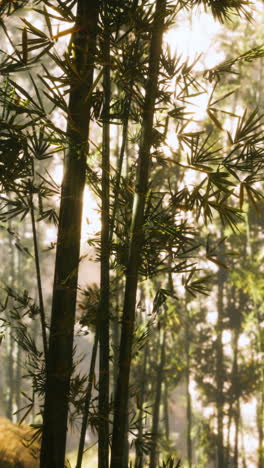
226, 402, 232, 468
257, 391, 264, 468
256, 305, 264, 468
110, 2, 166, 466
185, 303, 192, 468
135, 341, 148, 468
76, 331, 99, 468
164, 380, 170, 442
6, 330, 14, 421
98, 8, 110, 467
7, 221, 15, 421
233, 324, 240, 468
15, 229, 23, 420
40, 2, 99, 467
216, 240, 226, 468
149, 329, 166, 468
226, 287, 236, 467
234, 400, 240, 468
112, 282, 120, 391
15, 342, 21, 420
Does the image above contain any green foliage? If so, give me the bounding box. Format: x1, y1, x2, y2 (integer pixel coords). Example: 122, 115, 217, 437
158, 456, 181, 467
193, 0, 252, 23
78, 284, 100, 333
0, 0, 264, 466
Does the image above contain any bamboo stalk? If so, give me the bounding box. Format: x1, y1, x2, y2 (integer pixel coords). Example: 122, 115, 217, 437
29, 192, 48, 364
110, 2, 167, 465
98, 7, 111, 467
40, 2, 99, 466
76, 331, 99, 468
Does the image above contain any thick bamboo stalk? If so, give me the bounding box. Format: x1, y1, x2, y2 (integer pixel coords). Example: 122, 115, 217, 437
40, 2, 99, 466
110, 2, 166, 466
98, 8, 111, 467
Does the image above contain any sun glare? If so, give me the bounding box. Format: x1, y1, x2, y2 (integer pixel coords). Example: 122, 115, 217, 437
50, 163, 101, 242
207, 310, 217, 325
164, 10, 225, 70
39, 7, 228, 246
81, 187, 101, 240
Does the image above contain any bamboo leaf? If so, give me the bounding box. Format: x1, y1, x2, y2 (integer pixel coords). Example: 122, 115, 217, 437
22, 26, 28, 64
21, 18, 48, 39
207, 109, 224, 131
43, 5, 53, 38
207, 256, 229, 270
210, 89, 237, 107
7, 78, 39, 109
84, 68, 103, 103
50, 25, 81, 41
245, 184, 259, 213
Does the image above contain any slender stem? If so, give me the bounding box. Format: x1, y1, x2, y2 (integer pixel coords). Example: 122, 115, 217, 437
16, 223, 24, 417
7, 219, 15, 420
257, 391, 264, 468
216, 236, 226, 468
149, 329, 166, 468
29, 192, 48, 364
164, 381, 169, 442
98, 8, 111, 468
110, 3, 166, 465
234, 399, 240, 468
112, 277, 120, 391
109, 99, 130, 244
109, 34, 139, 245
226, 288, 237, 467
135, 341, 148, 468
185, 302, 192, 468
76, 331, 99, 468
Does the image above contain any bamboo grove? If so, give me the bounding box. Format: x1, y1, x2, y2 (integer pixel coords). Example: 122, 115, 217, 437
0, 0, 263, 467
